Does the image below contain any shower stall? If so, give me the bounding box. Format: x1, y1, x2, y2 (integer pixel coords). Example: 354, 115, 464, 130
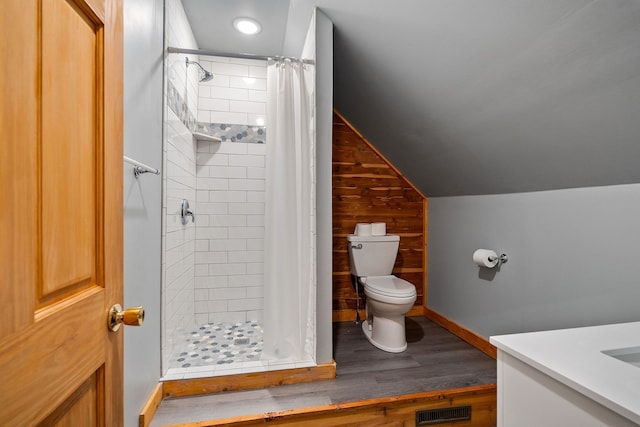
161, 50, 316, 380
160, 0, 325, 381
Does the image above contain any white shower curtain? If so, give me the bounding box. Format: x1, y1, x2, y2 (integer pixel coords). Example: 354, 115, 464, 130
262, 59, 315, 362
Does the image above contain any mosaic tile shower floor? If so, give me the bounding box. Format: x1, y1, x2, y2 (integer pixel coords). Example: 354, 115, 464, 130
163, 320, 316, 380
169, 321, 264, 369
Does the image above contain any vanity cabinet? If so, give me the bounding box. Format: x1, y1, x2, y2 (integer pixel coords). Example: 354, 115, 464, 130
496, 350, 638, 427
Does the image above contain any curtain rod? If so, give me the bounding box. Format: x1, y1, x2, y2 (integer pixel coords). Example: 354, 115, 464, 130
167, 46, 301, 62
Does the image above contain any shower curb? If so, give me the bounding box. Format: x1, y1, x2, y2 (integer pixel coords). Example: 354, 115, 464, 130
161, 361, 336, 398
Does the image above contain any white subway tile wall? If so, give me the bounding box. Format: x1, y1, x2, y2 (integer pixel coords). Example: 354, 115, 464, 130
197, 57, 267, 127
190, 56, 267, 323
162, 0, 199, 371
195, 139, 265, 323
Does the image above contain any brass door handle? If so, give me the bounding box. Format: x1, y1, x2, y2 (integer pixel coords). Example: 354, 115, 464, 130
108, 304, 145, 332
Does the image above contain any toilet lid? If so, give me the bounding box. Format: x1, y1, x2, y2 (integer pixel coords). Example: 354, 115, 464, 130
362, 276, 417, 298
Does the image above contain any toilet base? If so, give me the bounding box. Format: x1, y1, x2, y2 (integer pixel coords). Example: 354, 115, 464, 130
362, 319, 408, 353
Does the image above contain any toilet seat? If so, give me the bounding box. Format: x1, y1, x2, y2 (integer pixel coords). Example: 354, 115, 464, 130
361, 275, 416, 304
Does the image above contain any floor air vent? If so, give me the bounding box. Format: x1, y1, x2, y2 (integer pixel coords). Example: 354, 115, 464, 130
416, 405, 472, 425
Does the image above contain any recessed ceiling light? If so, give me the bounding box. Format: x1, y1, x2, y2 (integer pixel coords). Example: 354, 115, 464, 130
233, 18, 261, 35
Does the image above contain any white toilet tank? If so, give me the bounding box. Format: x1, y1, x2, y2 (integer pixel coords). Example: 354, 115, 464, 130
347, 234, 400, 277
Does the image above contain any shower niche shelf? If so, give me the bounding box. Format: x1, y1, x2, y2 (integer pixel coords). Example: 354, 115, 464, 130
193, 131, 222, 143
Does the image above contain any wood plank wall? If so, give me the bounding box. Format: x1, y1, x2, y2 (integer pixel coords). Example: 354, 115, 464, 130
332, 111, 427, 317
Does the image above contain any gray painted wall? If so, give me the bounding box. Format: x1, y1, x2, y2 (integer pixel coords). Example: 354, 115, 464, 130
428, 184, 640, 338
313, 9, 334, 365
123, 0, 164, 425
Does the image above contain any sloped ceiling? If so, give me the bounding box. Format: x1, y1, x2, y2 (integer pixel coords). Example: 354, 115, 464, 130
181, 0, 640, 197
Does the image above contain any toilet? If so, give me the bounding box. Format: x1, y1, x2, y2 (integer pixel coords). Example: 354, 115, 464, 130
347, 234, 417, 353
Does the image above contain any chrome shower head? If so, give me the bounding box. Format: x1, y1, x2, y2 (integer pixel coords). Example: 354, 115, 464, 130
186, 57, 214, 82
200, 69, 214, 82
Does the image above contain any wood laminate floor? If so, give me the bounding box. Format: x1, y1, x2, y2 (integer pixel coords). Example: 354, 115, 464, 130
150, 316, 497, 426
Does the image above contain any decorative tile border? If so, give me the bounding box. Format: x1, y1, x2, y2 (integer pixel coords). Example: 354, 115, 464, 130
166, 80, 197, 132
196, 122, 266, 144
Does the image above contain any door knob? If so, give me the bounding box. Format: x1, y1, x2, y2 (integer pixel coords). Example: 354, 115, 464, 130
108, 304, 145, 332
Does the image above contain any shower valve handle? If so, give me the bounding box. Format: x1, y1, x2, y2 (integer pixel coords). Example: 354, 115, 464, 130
181, 199, 195, 224
185, 208, 195, 223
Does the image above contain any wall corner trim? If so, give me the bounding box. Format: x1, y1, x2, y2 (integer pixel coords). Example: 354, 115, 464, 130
423, 307, 497, 359
138, 382, 164, 427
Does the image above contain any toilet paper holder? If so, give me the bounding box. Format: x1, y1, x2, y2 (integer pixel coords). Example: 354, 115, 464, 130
473, 249, 508, 269
490, 253, 508, 264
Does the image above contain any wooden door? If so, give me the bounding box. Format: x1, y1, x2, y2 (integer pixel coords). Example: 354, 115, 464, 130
0, 0, 123, 425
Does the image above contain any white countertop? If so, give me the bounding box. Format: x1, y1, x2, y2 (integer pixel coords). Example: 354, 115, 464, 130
490, 321, 640, 425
